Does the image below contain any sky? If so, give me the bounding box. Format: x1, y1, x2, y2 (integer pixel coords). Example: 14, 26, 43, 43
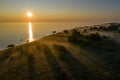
0, 0, 120, 22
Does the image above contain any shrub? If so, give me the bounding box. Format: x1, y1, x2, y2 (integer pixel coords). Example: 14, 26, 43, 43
63, 30, 69, 34
90, 27, 97, 30
99, 26, 107, 31
52, 31, 56, 34
68, 29, 82, 43
68, 29, 102, 46
87, 33, 102, 41
71, 29, 81, 35
108, 25, 119, 31
7, 44, 15, 48
82, 29, 87, 33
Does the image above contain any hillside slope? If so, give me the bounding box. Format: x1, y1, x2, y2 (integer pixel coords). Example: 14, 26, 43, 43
0, 23, 120, 80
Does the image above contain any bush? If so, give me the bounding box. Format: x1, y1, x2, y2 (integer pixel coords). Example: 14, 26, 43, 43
68, 29, 82, 43
87, 33, 102, 41
108, 25, 119, 31
90, 27, 98, 30
71, 29, 81, 35
52, 31, 56, 34
82, 29, 87, 33
68, 29, 103, 46
7, 44, 15, 48
68, 29, 92, 46
63, 30, 69, 34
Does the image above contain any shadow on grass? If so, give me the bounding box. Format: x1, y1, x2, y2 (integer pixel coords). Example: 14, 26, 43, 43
53, 44, 108, 80
68, 30, 120, 79
79, 39, 120, 71
27, 54, 36, 80
78, 41, 120, 80
0, 49, 12, 63
68, 30, 120, 72
43, 45, 69, 80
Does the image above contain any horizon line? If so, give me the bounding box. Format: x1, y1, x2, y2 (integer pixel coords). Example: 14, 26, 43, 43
0, 20, 119, 23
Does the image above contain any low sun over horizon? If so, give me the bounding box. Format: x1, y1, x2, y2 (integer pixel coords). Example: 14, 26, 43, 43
0, 1, 120, 80
0, 0, 120, 22
27, 12, 32, 17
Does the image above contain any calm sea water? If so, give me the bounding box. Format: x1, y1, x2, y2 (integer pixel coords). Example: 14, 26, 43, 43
0, 22, 104, 50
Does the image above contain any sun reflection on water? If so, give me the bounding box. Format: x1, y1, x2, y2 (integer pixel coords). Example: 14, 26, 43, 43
29, 22, 34, 42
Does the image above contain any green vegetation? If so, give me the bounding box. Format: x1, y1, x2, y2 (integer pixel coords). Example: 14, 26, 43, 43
0, 23, 120, 80
90, 23, 120, 31
63, 30, 69, 34
86, 33, 102, 41
68, 29, 103, 46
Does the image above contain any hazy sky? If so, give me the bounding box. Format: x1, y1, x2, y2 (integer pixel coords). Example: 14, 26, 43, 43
0, 0, 120, 22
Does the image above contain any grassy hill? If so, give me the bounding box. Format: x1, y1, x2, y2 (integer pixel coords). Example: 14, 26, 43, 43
0, 23, 120, 80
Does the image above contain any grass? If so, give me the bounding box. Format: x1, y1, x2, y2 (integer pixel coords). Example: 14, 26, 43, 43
0, 23, 120, 80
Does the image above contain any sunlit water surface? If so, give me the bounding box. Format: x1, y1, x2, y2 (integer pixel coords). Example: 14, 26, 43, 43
0, 22, 104, 50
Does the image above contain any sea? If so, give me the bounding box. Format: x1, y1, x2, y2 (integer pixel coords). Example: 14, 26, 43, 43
0, 22, 105, 50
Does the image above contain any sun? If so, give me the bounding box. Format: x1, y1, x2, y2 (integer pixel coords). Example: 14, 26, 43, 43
27, 12, 32, 17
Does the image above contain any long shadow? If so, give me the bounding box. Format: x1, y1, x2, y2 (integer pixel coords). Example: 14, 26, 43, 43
78, 42, 120, 80
0, 49, 12, 63
27, 54, 36, 80
43, 45, 69, 80
53, 45, 109, 80
68, 29, 120, 71
80, 39, 120, 72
